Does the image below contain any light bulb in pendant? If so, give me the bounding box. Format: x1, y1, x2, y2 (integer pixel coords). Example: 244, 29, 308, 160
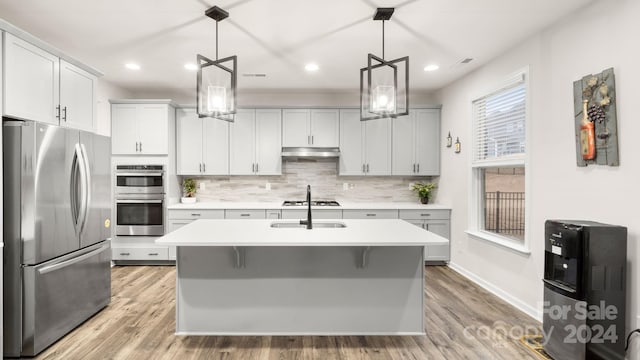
207, 86, 227, 112
371, 85, 395, 113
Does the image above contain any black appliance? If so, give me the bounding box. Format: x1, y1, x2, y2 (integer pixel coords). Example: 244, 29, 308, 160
543, 220, 627, 360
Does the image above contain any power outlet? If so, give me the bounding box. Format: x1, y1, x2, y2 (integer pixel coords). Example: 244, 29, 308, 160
409, 182, 414, 190
343, 183, 349, 191
265, 182, 271, 191
199, 182, 205, 190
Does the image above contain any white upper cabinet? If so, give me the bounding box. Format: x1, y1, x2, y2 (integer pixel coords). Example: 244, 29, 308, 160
176, 108, 229, 175
392, 109, 440, 176
229, 110, 256, 175
176, 108, 204, 174
364, 118, 392, 175
111, 102, 172, 155
339, 109, 391, 175
415, 109, 440, 175
59, 60, 97, 131
282, 109, 309, 147
282, 109, 339, 147
3, 33, 97, 131
339, 109, 363, 175
230, 109, 281, 175
391, 113, 415, 175
111, 104, 138, 154
255, 109, 283, 175
203, 117, 230, 175
3, 33, 59, 125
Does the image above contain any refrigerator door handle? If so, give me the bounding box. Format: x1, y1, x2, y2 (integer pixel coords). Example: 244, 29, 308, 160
70, 146, 81, 230
79, 144, 92, 234
542, 279, 577, 293
38, 243, 109, 275
75, 144, 88, 235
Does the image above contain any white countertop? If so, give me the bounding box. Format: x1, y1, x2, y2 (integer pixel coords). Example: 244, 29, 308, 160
167, 201, 451, 210
156, 219, 449, 247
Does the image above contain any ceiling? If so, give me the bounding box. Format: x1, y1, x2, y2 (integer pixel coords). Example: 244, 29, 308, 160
0, 0, 594, 98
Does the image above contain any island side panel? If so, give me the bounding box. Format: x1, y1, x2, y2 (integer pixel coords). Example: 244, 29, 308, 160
176, 246, 424, 335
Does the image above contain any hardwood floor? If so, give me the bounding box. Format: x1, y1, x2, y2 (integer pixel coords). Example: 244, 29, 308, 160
34, 265, 542, 360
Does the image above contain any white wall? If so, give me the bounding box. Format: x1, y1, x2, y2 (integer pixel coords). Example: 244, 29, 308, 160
96, 79, 133, 136
436, 0, 640, 354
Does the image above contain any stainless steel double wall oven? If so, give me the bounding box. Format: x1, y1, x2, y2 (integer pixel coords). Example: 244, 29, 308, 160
115, 165, 165, 236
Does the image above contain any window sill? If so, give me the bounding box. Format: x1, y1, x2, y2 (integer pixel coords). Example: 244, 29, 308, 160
465, 230, 531, 255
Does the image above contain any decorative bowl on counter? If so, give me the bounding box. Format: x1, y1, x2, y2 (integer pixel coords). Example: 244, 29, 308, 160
181, 197, 197, 204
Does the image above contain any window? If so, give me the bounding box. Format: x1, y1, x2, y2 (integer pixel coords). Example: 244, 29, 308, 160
469, 71, 528, 252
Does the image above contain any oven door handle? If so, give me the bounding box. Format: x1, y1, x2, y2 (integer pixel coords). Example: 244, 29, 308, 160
116, 199, 164, 204
116, 172, 164, 177
542, 279, 576, 293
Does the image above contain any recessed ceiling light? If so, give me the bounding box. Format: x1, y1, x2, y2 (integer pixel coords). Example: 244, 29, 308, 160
305, 63, 319, 72
184, 63, 198, 71
125, 63, 141, 70
423, 64, 439, 72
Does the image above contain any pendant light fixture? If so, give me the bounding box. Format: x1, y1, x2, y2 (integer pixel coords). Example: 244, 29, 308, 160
360, 8, 409, 121
197, 5, 237, 122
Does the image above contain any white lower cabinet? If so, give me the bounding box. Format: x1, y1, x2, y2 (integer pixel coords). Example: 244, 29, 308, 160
166, 209, 226, 260
281, 209, 343, 219
342, 209, 398, 219
399, 210, 451, 262
112, 247, 169, 261
225, 210, 266, 219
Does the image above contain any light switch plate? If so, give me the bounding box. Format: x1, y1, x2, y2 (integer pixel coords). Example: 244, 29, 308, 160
409, 182, 414, 190
199, 182, 205, 190
265, 182, 271, 190
343, 183, 349, 191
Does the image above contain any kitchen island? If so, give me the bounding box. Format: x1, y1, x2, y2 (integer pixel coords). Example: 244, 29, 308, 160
156, 219, 448, 335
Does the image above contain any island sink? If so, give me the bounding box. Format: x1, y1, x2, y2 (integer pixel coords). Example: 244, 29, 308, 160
270, 221, 347, 229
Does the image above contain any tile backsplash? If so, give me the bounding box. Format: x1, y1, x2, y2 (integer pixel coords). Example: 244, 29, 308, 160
184, 159, 436, 203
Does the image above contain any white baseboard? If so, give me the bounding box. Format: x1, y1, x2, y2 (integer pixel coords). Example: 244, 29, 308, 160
447, 262, 542, 322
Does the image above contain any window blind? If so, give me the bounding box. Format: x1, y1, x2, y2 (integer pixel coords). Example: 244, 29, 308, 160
473, 78, 526, 163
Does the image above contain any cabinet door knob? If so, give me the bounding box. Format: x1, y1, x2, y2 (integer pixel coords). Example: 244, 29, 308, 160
135, 142, 139, 152
139, 142, 142, 152
199, 163, 202, 172
366, 164, 369, 173
420, 213, 431, 217
148, 253, 159, 256
203, 163, 206, 173
362, 164, 365, 173
191, 213, 201, 217
311, 135, 314, 144
366, 214, 376, 217
120, 252, 130, 256
62, 106, 67, 121
255, 163, 259, 173
417, 164, 419, 173
240, 213, 250, 217
413, 164, 416, 173
56, 105, 61, 120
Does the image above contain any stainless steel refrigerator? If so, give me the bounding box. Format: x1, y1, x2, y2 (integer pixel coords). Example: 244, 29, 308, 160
2, 119, 112, 357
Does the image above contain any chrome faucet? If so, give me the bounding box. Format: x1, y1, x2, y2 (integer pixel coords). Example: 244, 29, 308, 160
299, 185, 312, 229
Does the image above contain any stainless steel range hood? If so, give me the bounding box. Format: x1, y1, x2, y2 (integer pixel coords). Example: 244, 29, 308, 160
281, 147, 340, 158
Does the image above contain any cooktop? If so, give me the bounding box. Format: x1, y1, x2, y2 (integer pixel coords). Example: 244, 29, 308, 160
282, 200, 340, 206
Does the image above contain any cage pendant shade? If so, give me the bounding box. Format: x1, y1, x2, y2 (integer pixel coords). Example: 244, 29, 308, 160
360, 8, 409, 121
197, 5, 237, 122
